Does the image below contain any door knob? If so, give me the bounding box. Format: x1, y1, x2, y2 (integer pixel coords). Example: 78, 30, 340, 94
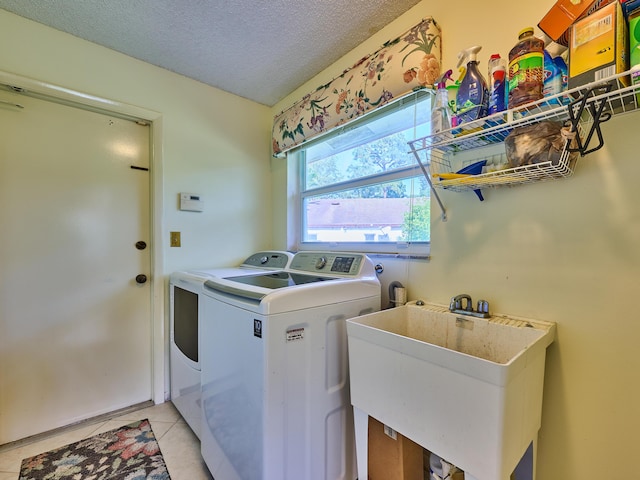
135, 274, 148, 284
135, 241, 147, 250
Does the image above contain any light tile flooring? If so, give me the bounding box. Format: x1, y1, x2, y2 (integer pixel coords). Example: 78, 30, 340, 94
0, 402, 212, 480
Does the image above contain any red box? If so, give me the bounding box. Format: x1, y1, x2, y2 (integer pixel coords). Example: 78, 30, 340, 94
539, 0, 599, 41
539, 0, 616, 45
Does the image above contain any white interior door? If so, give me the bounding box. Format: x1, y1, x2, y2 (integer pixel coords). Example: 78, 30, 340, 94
0, 90, 152, 444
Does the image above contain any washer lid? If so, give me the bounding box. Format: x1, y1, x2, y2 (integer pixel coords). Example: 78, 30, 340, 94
224, 271, 337, 289
204, 271, 338, 301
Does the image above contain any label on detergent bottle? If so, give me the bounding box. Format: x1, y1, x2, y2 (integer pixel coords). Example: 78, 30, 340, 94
543, 50, 562, 104
458, 86, 479, 113
488, 76, 506, 114
508, 53, 544, 107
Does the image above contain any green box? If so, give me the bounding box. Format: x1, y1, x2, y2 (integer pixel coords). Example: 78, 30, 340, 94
631, 9, 640, 102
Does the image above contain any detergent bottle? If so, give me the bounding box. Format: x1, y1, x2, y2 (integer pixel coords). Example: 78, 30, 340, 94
508, 28, 544, 108
487, 54, 507, 114
431, 69, 453, 134
447, 67, 465, 127
454, 46, 489, 126
543, 48, 563, 103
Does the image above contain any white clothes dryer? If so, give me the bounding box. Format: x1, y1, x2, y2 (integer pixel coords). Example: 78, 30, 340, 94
169, 251, 293, 438
200, 252, 381, 480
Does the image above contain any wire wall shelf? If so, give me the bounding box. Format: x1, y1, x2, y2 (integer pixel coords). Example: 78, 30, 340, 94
408, 69, 640, 200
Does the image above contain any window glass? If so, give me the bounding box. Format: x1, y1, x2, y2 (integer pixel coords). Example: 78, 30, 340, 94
303, 177, 430, 243
293, 93, 431, 255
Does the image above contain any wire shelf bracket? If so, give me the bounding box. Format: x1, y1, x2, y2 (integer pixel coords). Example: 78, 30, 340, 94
566, 83, 613, 156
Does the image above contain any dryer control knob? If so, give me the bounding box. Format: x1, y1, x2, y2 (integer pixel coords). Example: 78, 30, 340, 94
315, 256, 327, 269
260, 256, 269, 264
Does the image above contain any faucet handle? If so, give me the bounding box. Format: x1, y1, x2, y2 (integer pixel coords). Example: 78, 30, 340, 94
477, 299, 490, 314
465, 297, 474, 311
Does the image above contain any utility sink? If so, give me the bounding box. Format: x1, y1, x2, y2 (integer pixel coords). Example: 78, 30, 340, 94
347, 301, 556, 480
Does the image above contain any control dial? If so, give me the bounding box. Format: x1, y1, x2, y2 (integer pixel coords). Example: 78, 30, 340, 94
315, 256, 327, 269
260, 255, 269, 264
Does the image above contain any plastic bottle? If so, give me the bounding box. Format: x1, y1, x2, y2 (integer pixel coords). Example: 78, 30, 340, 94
447, 67, 465, 127
431, 69, 453, 134
553, 55, 568, 95
487, 54, 507, 115
429, 453, 444, 480
429, 453, 463, 480
543, 49, 562, 103
508, 28, 544, 109
454, 46, 489, 126
446, 83, 459, 125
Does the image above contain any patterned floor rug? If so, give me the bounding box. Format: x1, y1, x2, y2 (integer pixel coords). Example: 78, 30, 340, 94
19, 419, 171, 480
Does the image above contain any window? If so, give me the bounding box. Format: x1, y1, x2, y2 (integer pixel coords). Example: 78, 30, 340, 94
288, 92, 432, 255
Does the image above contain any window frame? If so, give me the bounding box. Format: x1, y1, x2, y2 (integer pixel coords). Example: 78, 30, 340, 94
286, 91, 432, 257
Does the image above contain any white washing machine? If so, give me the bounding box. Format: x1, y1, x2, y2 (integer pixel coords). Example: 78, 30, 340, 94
200, 252, 381, 480
169, 251, 293, 438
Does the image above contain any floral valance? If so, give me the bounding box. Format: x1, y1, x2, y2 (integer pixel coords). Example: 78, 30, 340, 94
272, 17, 441, 157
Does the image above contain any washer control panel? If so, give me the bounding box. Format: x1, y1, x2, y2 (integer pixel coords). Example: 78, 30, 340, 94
289, 252, 364, 276
241, 251, 293, 269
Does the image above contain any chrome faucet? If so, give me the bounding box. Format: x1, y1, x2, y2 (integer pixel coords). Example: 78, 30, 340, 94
449, 294, 490, 318
450, 294, 472, 312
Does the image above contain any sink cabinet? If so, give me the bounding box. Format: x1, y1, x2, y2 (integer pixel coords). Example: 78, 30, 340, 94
346, 302, 556, 480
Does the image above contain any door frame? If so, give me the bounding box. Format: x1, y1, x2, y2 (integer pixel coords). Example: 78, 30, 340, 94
0, 70, 166, 404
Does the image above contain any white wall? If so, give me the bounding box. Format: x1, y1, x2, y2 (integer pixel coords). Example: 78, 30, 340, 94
271, 1, 640, 478
0, 9, 274, 401
3, 4, 639, 477
0, 10, 273, 272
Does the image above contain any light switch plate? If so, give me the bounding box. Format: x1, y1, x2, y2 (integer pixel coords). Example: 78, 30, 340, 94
170, 231, 181, 247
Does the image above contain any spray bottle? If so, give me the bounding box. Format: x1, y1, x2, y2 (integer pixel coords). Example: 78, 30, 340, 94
454, 46, 489, 126
431, 69, 453, 134
447, 67, 465, 127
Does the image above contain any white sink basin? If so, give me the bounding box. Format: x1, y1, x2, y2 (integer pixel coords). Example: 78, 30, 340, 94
347, 301, 555, 480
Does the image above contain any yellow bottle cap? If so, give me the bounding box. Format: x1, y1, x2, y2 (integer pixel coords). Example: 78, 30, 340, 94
518, 27, 534, 39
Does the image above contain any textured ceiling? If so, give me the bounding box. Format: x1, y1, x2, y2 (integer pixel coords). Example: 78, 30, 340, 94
0, 0, 422, 106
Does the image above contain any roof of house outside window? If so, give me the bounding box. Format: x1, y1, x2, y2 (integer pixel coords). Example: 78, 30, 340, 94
306, 198, 417, 228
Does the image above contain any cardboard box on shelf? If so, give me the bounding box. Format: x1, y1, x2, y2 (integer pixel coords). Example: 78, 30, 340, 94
568, 0, 629, 88
630, 8, 640, 95
623, 0, 640, 18
539, 0, 616, 46
368, 417, 423, 480
539, 0, 599, 42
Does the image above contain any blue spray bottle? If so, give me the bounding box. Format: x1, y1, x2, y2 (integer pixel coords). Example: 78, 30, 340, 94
454, 46, 489, 126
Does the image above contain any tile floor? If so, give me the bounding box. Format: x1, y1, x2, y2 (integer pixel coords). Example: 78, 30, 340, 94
0, 402, 212, 480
